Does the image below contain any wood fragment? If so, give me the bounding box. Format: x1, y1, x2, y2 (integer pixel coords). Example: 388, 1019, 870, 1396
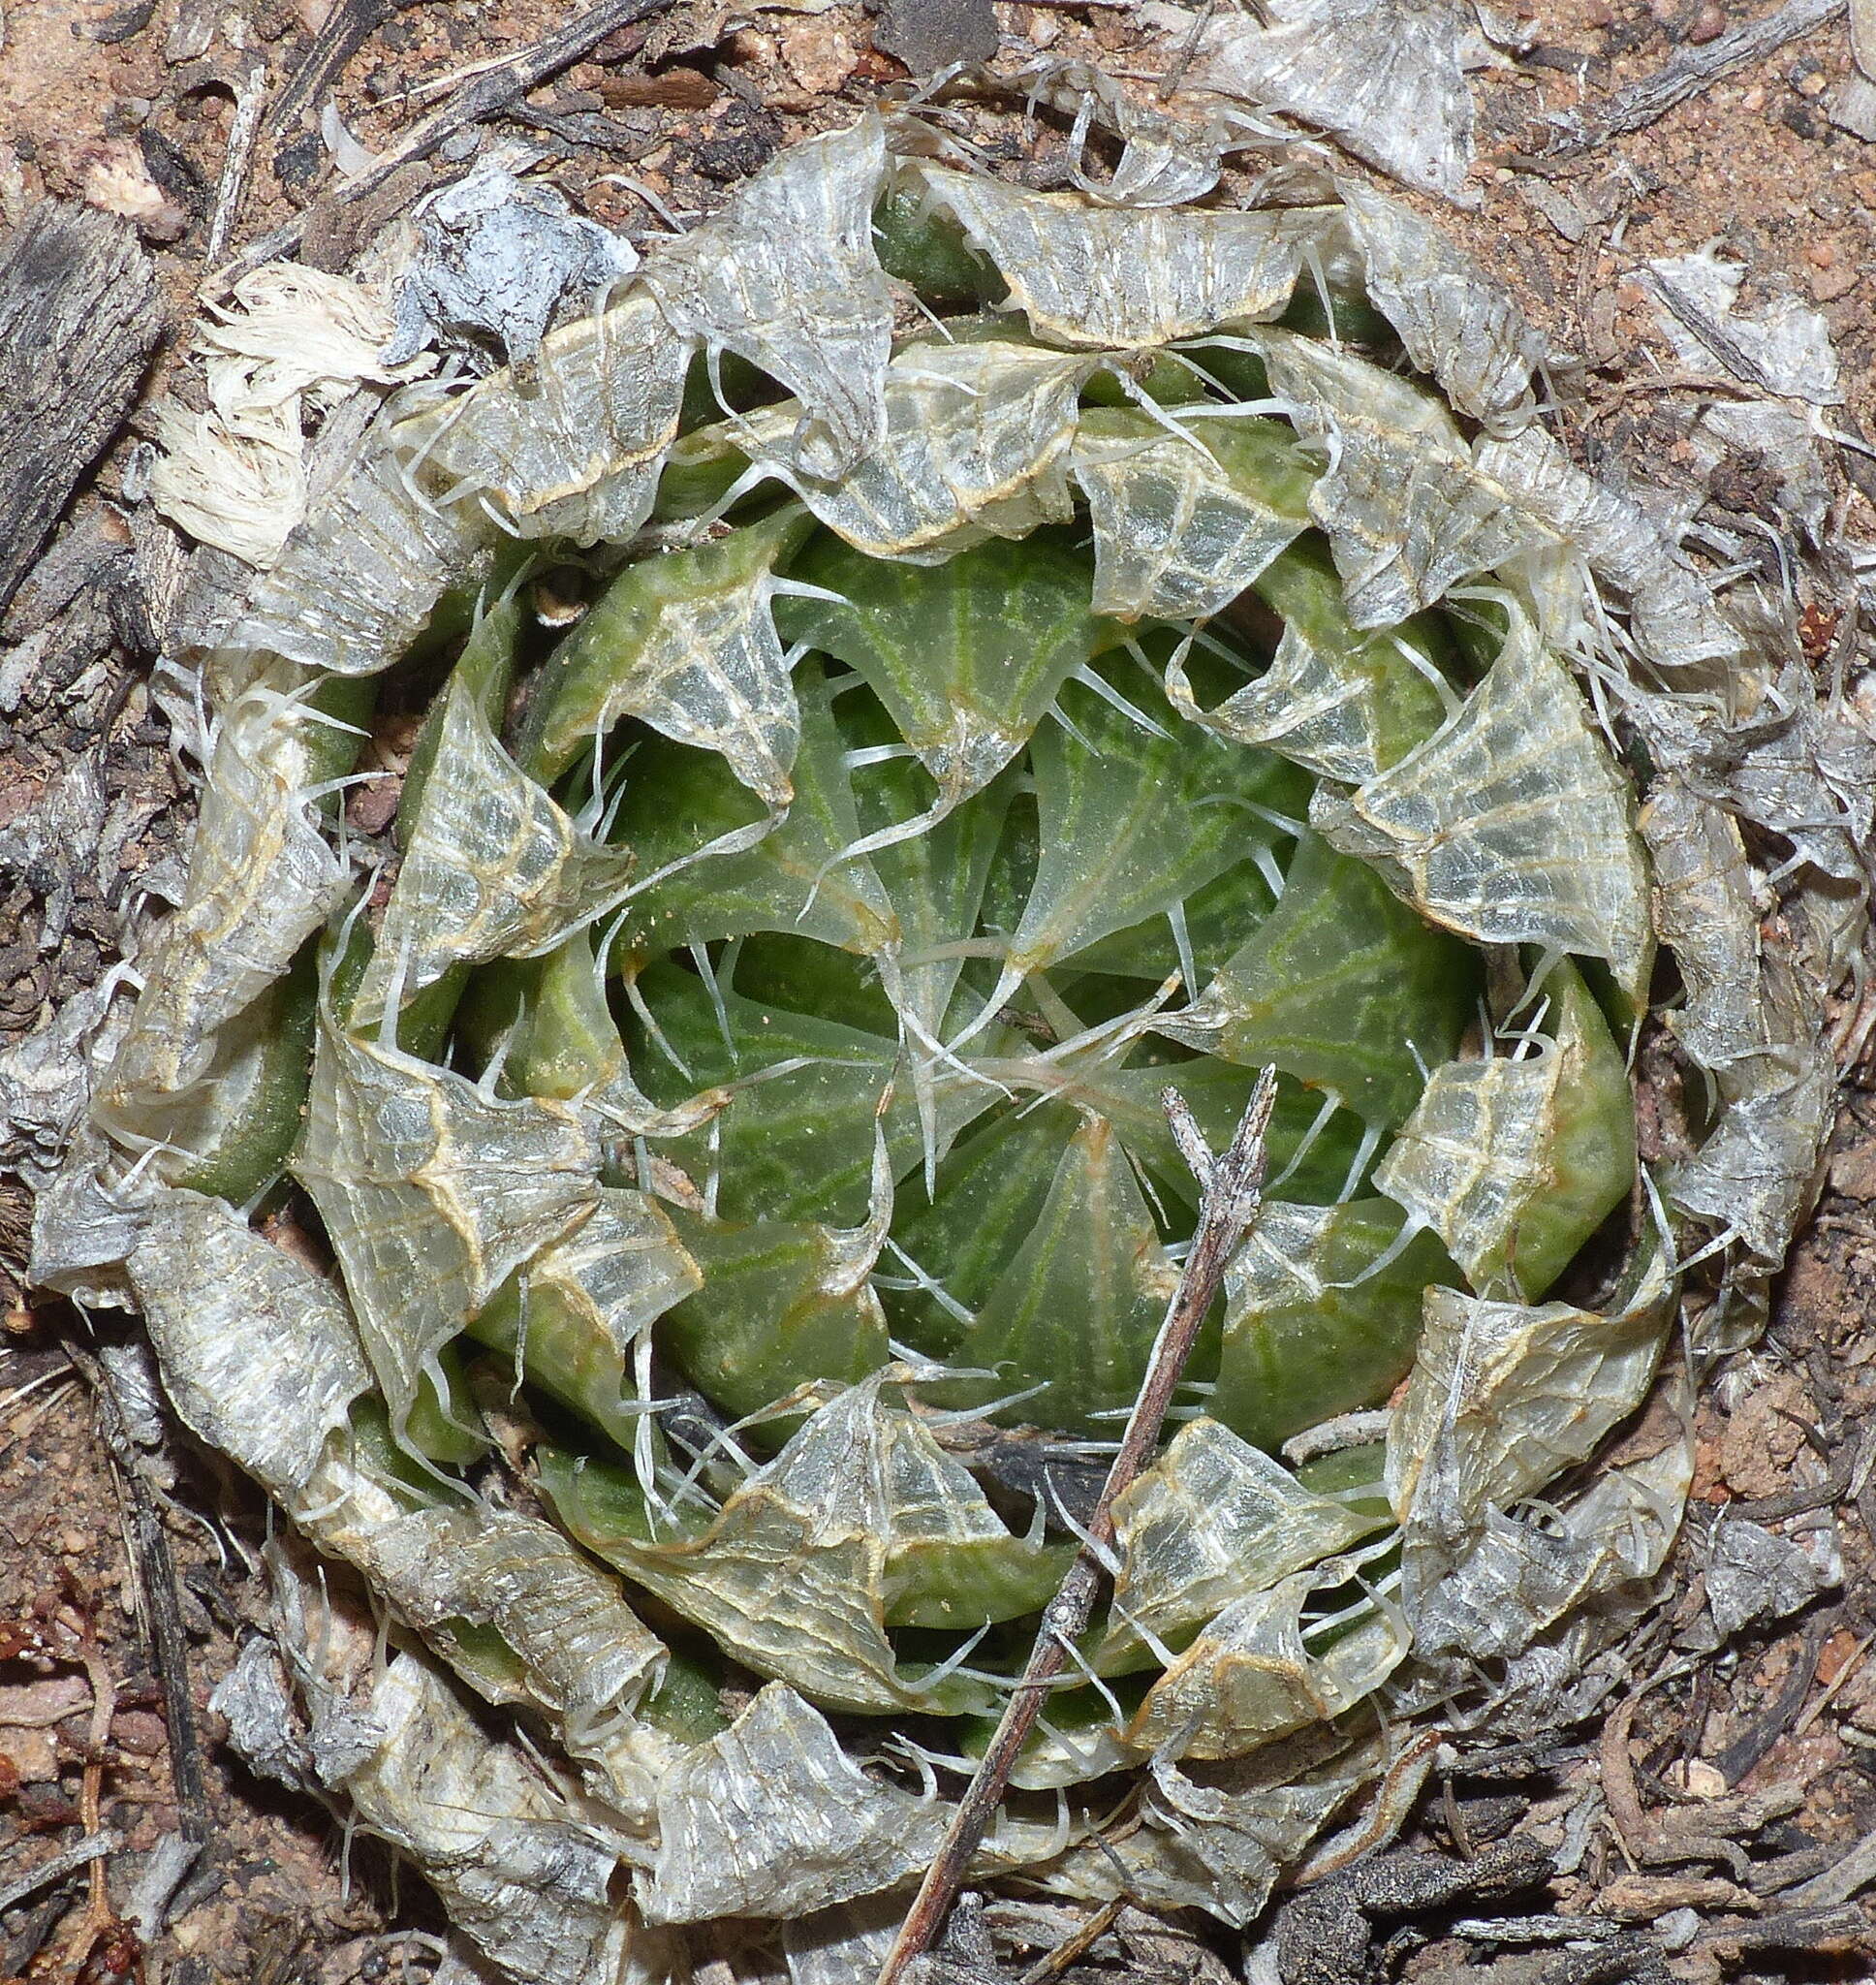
1017, 1898, 1123, 1985
204, 53, 270, 266
1545, 0, 1844, 152
1852, 0, 1876, 74
1789, 1829, 1876, 1908
1791, 1627, 1876, 1738
65, 1344, 212, 1846
1695, 1902, 1874, 1953
263, 0, 410, 143
875, 1069, 1280, 1985
1715, 1619, 1829, 1787
1595, 1871, 1761, 1918
0, 204, 160, 615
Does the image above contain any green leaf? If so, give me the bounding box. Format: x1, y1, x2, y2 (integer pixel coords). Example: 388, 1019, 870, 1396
523, 506, 814, 800
1159, 830, 1478, 1129
939, 1113, 1184, 1439
1013, 661, 1308, 978
625, 961, 998, 1228
659, 1206, 892, 1425
780, 529, 1120, 811
1019, 1054, 1367, 1213
606, 680, 897, 962
858, 743, 1018, 1051
882, 1101, 1079, 1360
1062, 856, 1275, 990
168, 944, 318, 1205
1209, 1198, 1458, 1453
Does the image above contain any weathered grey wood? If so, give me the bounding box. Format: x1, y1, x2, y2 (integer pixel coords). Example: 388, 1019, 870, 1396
0, 202, 161, 615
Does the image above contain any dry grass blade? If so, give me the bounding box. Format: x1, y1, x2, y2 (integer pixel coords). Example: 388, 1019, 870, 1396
876, 1067, 1280, 1985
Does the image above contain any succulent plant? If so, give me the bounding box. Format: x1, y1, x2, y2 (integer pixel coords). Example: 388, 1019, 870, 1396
39, 110, 1843, 1982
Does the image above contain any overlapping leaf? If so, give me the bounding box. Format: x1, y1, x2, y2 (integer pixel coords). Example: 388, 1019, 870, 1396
641, 117, 893, 477
1311, 604, 1654, 999
354, 677, 638, 1023
1105, 1417, 1386, 1662
1258, 331, 1545, 628
1072, 411, 1315, 621
1210, 1198, 1458, 1452
293, 1000, 601, 1448
399, 288, 689, 546
914, 165, 1340, 348
1373, 961, 1635, 1298
101, 672, 351, 1125
526, 506, 814, 803
734, 339, 1096, 562
1164, 542, 1452, 783
542, 1378, 1042, 1715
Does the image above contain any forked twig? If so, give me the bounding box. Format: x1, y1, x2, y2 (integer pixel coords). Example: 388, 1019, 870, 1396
876, 1065, 1281, 1985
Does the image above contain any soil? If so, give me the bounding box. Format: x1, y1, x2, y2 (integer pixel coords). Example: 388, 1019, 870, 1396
2, 1, 1875, 1981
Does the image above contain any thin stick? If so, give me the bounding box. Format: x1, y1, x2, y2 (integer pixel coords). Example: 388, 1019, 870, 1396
1019, 1896, 1125, 1984
264, 0, 405, 142
876, 1066, 1280, 1985
1545, 0, 1843, 153
0, 1834, 120, 1915
1158, 0, 1215, 103
204, 53, 269, 267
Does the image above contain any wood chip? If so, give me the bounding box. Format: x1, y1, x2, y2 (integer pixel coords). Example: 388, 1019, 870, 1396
597, 67, 720, 107
0, 203, 161, 614
1596, 1873, 1762, 1917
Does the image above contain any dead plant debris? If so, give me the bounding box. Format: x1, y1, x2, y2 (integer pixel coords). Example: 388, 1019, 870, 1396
3, 0, 1876, 1980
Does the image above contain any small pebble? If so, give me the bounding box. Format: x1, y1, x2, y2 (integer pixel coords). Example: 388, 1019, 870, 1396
1690, 1, 1725, 41
0, 1728, 58, 1783
1808, 239, 1837, 268
1741, 84, 1766, 111
1798, 70, 1829, 97
1812, 264, 1858, 301
110, 1708, 168, 1756
59, 1528, 93, 1556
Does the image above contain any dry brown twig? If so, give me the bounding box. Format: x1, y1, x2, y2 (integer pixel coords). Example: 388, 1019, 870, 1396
876, 1066, 1282, 1985
1601, 1673, 1807, 1882
0, 1832, 120, 1918
1016, 1896, 1124, 1985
